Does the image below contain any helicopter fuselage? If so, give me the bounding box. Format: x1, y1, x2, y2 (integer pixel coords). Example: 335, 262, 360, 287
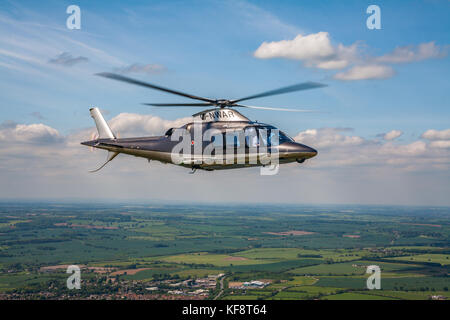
81, 109, 317, 171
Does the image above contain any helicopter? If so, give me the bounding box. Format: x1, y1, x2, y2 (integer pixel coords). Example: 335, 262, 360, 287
81, 73, 325, 172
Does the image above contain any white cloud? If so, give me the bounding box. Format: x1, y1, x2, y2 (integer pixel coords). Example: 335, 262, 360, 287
430, 140, 450, 149
294, 127, 364, 149
383, 130, 403, 141
334, 65, 395, 81
253, 32, 448, 81
254, 32, 357, 70
293, 127, 449, 171
381, 140, 427, 156
0, 122, 61, 144
108, 113, 192, 137
421, 129, 450, 140
375, 42, 448, 64
254, 32, 335, 60
313, 58, 348, 70
48, 52, 88, 67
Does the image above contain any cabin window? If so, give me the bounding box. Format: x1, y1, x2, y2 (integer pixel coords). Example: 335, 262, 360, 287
225, 132, 240, 147
258, 128, 269, 146
245, 127, 258, 147
211, 134, 223, 147
268, 130, 279, 146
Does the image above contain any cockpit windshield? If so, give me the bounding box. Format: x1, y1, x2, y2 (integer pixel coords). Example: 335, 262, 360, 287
244, 126, 293, 147
279, 131, 294, 143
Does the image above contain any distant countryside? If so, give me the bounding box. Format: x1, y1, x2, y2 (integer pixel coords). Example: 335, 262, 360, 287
0, 203, 449, 300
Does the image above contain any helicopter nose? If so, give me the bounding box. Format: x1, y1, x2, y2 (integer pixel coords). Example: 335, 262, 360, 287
279, 142, 317, 161
296, 143, 317, 159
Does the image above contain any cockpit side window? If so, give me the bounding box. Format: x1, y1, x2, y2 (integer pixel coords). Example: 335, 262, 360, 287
165, 128, 174, 136
255, 126, 274, 147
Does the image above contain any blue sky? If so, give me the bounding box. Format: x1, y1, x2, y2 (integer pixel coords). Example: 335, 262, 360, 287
0, 0, 449, 205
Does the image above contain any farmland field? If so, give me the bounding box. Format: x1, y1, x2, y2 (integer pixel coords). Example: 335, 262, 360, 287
0, 202, 449, 300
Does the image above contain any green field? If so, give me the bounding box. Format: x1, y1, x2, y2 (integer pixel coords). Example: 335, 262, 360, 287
322, 292, 396, 300
153, 252, 274, 266
0, 202, 449, 300
387, 254, 450, 265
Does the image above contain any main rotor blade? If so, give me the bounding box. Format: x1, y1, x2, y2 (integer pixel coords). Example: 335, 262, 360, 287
233, 104, 317, 112
231, 82, 327, 104
142, 103, 214, 107
96, 72, 215, 103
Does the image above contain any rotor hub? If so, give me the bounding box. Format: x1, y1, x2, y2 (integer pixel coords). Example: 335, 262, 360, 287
215, 99, 232, 107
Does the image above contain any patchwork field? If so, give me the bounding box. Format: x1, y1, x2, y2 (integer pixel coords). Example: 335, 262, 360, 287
386, 254, 450, 265
0, 203, 449, 300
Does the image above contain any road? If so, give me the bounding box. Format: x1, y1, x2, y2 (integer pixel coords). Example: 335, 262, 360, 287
213, 275, 226, 300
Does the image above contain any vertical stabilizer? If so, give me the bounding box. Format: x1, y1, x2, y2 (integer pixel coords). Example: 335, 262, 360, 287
90, 107, 115, 139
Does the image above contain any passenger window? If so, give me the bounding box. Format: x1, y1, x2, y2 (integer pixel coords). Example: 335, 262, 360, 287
225, 133, 240, 147
259, 128, 268, 146
257, 127, 279, 146
268, 130, 279, 146
211, 134, 223, 147
245, 127, 258, 147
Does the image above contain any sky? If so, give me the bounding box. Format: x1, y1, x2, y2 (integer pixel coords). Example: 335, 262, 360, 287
0, 0, 449, 205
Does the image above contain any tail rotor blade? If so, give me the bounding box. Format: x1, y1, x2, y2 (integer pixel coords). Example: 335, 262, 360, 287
89, 132, 99, 152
